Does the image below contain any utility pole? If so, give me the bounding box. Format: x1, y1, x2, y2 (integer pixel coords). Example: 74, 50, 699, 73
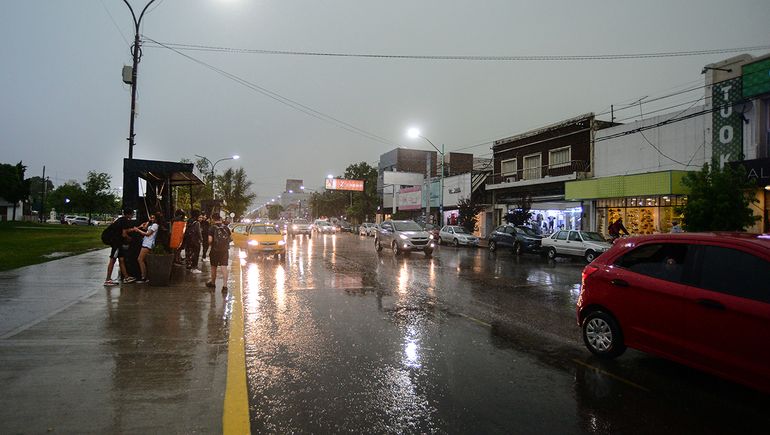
40, 166, 46, 222
123, 0, 156, 160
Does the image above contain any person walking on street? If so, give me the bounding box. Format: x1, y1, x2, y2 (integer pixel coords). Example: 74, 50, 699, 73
608, 217, 630, 241
104, 208, 139, 285
135, 212, 162, 283
184, 210, 204, 274
206, 214, 231, 292
200, 214, 211, 260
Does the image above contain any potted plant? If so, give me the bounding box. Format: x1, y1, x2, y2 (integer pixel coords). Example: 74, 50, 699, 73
146, 244, 174, 286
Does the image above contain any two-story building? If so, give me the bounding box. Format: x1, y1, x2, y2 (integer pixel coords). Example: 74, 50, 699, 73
484, 113, 617, 234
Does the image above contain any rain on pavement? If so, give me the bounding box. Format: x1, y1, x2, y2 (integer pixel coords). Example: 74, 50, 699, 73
239, 233, 770, 434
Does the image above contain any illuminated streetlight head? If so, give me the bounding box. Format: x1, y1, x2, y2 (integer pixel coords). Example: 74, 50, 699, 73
300, 186, 305, 190
327, 174, 334, 179
232, 155, 240, 160
407, 128, 421, 139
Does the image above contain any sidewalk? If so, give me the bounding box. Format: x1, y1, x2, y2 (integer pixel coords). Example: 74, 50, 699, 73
0, 249, 230, 433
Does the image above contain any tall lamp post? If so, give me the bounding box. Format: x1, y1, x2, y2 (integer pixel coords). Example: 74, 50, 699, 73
194, 154, 240, 199
408, 128, 444, 223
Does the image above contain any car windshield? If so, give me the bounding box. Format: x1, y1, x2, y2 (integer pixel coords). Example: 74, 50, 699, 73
517, 226, 539, 237
293, 219, 308, 224
580, 232, 606, 242
317, 221, 330, 226
250, 226, 280, 235
451, 226, 468, 234
393, 221, 423, 231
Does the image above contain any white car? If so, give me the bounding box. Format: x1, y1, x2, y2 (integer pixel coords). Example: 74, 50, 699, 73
67, 216, 92, 226
541, 230, 612, 263
438, 225, 479, 247
313, 220, 336, 234
359, 223, 376, 236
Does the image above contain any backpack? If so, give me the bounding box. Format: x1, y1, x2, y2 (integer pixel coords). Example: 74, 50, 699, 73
212, 224, 231, 249
101, 219, 123, 246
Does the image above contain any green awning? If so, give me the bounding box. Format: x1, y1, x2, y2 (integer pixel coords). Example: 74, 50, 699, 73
565, 170, 691, 200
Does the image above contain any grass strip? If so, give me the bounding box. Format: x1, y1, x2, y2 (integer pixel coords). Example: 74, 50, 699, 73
0, 222, 106, 271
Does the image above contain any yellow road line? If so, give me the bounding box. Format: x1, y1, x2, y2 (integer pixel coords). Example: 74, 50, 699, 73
223, 258, 250, 434
571, 358, 651, 392
457, 312, 492, 328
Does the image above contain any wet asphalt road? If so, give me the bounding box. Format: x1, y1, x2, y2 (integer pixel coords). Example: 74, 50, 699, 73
240, 233, 769, 434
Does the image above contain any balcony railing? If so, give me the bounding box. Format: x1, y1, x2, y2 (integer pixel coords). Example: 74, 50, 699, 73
486, 160, 590, 186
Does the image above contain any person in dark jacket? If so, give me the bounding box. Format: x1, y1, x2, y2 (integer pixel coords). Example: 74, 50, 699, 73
200, 213, 210, 260
608, 217, 630, 240
184, 210, 203, 273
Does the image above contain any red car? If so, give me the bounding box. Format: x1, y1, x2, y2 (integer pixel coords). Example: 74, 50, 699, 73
576, 233, 770, 392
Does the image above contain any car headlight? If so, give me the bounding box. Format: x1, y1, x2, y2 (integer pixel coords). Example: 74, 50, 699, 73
248, 240, 259, 246
278, 240, 286, 246
292, 225, 298, 230
429, 234, 434, 239
399, 234, 409, 240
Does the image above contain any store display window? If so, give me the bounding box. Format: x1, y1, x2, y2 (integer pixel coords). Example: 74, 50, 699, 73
596, 195, 686, 237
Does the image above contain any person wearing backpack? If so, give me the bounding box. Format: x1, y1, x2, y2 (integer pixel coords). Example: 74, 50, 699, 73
104, 208, 139, 286
206, 214, 231, 291
184, 210, 204, 273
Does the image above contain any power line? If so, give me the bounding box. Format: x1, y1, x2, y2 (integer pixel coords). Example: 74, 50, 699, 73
145, 36, 402, 149
144, 42, 770, 62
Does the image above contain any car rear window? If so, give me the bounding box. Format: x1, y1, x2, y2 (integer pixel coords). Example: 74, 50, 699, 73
615, 243, 690, 284
697, 245, 770, 303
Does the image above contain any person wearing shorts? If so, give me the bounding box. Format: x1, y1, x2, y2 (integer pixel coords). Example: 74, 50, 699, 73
105, 208, 138, 285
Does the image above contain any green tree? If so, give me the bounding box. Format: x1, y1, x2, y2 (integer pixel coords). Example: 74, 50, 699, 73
0, 162, 30, 220
680, 163, 759, 231
310, 190, 348, 219
267, 204, 284, 220
457, 198, 484, 233
175, 158, 213, 212
46, 181, 84, 216
217, 167, 256, 219
81, 171, 120, 221
27, 176, 54, 218
342, 162, 379, 223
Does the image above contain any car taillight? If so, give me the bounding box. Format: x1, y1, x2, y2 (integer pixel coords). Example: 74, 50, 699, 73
581, 265, 599, 287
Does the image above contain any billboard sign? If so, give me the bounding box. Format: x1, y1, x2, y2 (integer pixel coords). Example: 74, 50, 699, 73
712, 77, 743, 164
398, 186, 422, 210
383, 171, 423, 187
325, 178, 365, 192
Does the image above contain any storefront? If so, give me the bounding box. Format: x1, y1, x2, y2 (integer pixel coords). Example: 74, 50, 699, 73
565, 170, 691, 237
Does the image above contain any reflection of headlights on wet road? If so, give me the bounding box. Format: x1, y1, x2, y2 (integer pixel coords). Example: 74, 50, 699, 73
278, 240, 286, 246
248, 240, 259, 246
399, 234, 409, 240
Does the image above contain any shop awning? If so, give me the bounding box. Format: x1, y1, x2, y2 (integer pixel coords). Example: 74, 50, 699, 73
565, 170, 691, 200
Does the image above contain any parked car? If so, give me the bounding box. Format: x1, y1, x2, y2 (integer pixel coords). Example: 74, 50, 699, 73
488, 225, 543, 255
288, 218, 312, 238
232, 223, 286, 260
338, 221, 352, 233
359, 222, 378, 236
68, 216, 93, 226
577, 233, 770, 392
438, 225, 479, 247
313, 219, 336, 234
541, 230, 611, 262
375, 219, 435, 257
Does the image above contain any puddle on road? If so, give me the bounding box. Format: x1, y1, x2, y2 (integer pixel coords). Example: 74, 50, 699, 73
41, 252, 71, 259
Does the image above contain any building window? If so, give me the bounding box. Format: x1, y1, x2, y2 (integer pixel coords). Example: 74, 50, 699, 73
523, 153, 542, 180
501, 158, 517, 179
549, 146, 571, 168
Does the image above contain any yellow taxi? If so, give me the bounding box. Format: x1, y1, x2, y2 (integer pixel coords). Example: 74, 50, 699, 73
232, 223, 286, 259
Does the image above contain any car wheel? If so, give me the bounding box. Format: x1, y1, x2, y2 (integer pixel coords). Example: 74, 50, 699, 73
392, 242, 401, 256
513, 242, 522, 256
424, 248, 433, 258
547, 247, 557, 260
489, 240, 497, 252
453, 238, 459, 248
375, 239, 383, 252
585, 250, 597, 263
582, 311, 626, 358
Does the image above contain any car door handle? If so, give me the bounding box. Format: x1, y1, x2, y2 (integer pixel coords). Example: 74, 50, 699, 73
610, 279, 629, 287
697, 299, 726, 311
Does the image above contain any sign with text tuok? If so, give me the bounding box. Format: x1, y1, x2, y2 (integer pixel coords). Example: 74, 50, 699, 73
325, 178, 365, 192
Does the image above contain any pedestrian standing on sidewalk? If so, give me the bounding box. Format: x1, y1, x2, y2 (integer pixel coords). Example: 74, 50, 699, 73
135, 212, 162, 283
104, 208, 139, 286
200, 213, 210, 260
184, 210, 203, 274
206, 214, 231, 292
172, 209, 187, 265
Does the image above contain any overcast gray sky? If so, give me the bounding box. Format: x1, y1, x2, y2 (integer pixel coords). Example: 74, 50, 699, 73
2, 0, 769, 206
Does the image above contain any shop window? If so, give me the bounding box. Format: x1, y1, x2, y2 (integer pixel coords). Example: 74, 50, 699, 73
523, 153, 542, 180
549, 146, 571, 168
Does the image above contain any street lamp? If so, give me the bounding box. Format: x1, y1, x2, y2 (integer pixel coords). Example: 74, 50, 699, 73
194, 154, 240, 199
407, 128, 445, 222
